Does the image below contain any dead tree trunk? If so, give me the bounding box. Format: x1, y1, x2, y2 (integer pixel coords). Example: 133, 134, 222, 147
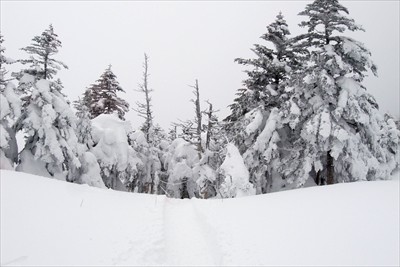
190, 79, 203, 159
134, 53, 155, 194
205, 101, 213, 150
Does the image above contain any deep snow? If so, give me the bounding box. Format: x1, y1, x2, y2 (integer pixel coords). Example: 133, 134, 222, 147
1, 170, 399, 266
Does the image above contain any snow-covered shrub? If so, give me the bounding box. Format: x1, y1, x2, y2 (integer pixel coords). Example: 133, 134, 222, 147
219, 143, 255, 198
164, 138, 199, 198
91, 114, 142, 190
78, 151, 106, 188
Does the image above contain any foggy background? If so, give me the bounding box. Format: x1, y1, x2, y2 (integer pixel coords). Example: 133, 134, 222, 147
1, 1, 399, 130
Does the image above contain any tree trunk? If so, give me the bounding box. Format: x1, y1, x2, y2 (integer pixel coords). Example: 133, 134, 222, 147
142, 53, 152, 143
315, 170, 321, 185
193, 79, 203, 159
205, 102, 213, 150
181, 177, 189, 199
44, 53, 48, 79
326, 150, 334, 185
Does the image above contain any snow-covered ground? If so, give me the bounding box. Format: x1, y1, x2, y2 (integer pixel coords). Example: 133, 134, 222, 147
1, 170, 399, 266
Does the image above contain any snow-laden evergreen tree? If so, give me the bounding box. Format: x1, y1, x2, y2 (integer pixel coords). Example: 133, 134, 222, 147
225, 12, 305, 128
15, 25, 81, 181
85, 65, 129, 120
15, 79, 81, 181
280, 0, 398, 186
0, 83, 21, 169
224, 13, 304, 193
73, 98, 94, 149
73, 98, 106, 189
0, 34, 15, 88
18, 24, 68, 81
0, 34, 21, 169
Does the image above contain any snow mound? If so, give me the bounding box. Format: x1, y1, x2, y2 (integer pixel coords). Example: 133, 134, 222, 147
220, 143, 255, 197
1, 170, 398, 266
91, 114, 134, 173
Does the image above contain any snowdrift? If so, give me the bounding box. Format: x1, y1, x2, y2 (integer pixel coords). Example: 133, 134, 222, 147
1, 170, 399, 266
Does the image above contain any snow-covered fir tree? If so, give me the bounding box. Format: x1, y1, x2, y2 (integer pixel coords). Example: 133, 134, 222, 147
0, 83, 20, 170
72, 99, 108, 189
279, 0, 398, 186
18, 24, 68, 81
0, 34, 21, 169
15, 79, 81, 181
224, 12, 304, 193
0, 34, 15, 87
73, 98, 94, 149
84, 65, 129, 120
15, 25, 81, 181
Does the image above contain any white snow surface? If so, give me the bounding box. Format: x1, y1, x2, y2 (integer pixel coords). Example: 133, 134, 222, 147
1, 170, 399, 266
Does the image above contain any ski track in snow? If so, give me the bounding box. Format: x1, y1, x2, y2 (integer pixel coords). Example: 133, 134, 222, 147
163, 198, 222, 266
111, 195, 166, 266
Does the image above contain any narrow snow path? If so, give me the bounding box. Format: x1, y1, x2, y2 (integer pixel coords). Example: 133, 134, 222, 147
111, 195, 167, 266
163, 199, 222, 266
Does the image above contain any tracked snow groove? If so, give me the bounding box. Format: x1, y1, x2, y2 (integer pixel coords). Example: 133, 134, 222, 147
110, 195, 167, 266
163, 198, 222, 266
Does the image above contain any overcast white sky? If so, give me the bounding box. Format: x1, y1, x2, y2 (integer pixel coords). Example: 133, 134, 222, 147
1, 1, 399, 130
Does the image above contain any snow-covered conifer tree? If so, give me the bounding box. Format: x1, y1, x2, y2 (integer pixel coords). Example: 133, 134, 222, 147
86, 65, 129, 120
15, 25, 81, 181
73, 98, 106, 189
224, 13, 303, 193
73, 98, 94, 149
0, 84, 21, 170
0, 34, 15, 87
18, 24, 68, 81
16, 79, 81, 181
282, 0, 398, 185
0, 34, 20, 169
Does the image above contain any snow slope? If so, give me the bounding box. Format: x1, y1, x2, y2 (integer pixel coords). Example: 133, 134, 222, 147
1, 170, 399, 266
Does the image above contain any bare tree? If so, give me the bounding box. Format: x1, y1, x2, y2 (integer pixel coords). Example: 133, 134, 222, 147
190, 79, 203, 159
203, 100, 219, 150
134, 53, 153, 144
133, 53, 158, 194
